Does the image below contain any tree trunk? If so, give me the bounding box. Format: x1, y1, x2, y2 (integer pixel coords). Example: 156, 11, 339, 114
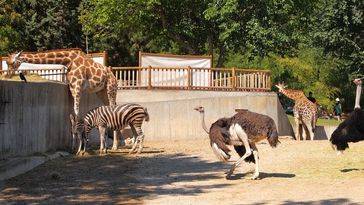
216, 45, 226, 67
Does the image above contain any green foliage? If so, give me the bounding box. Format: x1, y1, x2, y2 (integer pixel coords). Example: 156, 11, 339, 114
0, 0, 23, 55
0, 0, 362, 110
224, 46, 340, 109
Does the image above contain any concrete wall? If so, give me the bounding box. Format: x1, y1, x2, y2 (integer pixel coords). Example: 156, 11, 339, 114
0, 83, 294, 159
117, 90, 294, 141
0, 81, 103, 159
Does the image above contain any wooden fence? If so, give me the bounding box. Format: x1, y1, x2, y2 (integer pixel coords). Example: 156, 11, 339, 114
0, 67, 271, 91
0, 67, 67, 82
113, 67, 271, 91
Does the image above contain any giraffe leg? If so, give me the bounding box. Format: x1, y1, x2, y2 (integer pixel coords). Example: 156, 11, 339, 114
106, 75, 118, 106
306, 122, 315, 141
226, 124, 252, 179
96, 89, 110, 105
111, 130, 119, 150
301, 123, 308, 140
69, 82, 82, 116
294, 117, 301, 141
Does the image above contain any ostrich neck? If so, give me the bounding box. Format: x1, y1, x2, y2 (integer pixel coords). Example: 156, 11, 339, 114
200, 112, 209, 134
355, 83, 362, 109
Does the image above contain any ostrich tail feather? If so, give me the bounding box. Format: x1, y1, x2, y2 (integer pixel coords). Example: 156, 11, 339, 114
211, 143, 230, 162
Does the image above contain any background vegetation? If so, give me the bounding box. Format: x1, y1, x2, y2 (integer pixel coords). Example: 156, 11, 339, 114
0, 0, 362, 111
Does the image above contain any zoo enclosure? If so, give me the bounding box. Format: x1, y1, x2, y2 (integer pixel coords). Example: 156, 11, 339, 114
0, 67, 271, 92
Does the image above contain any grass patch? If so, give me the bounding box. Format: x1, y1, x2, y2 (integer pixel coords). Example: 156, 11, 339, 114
0, 73, 49, 82
287, 115, 340, 127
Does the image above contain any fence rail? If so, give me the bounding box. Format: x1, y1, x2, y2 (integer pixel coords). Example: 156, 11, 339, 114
113, 67, 271, 91
1, 66, 271, 91
0, 68, 67, 82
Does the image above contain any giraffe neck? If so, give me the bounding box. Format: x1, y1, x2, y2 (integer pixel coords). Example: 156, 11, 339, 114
19, 50, 83, 66
280, 89, 304, 102
355, 83, 362, 109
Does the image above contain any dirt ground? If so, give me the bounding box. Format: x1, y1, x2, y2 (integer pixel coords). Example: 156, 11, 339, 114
1, 138, 363, 205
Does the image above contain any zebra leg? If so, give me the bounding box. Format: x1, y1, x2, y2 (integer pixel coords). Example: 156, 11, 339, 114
136, 134, 145, 154
128, 124, 143, 154
99, 126, 107, 155
82, 137, 87, 155
76, 139, 83, 155
111, 130, 119, 151
129, 136, 141, 154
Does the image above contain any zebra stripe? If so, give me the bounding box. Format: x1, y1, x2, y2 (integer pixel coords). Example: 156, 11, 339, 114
81, 103, 149, 154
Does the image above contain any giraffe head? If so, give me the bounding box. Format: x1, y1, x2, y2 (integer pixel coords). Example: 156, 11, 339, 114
7, 51, 23, 71
275, 82, 287, 92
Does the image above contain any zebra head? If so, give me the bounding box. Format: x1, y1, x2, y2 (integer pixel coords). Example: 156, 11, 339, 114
70, 114, 86, 151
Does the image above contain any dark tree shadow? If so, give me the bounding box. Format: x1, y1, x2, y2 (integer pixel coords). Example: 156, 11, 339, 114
251, 198, 360, 205
0, 150, 232, 204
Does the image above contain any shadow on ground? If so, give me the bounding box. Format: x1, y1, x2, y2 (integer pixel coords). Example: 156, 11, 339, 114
252, 198, 361, 205
0, 148, 232, 204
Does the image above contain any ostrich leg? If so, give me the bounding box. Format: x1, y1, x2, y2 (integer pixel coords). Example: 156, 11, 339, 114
226, 124, 252, 179
251, 144, 260, 180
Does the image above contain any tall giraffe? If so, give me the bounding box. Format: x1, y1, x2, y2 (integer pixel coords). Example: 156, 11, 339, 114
275, 83, 318, 140
6, 49, 120, 150
6, 48, 117, 114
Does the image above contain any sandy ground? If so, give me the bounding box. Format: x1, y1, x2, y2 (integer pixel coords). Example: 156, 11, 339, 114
0, 139, 363, 205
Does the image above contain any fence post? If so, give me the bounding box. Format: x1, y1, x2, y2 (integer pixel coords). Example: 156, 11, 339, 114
148, 66, 152, 89
62, 67, 66, 83
0, 56, 2, 71
187, 66, 192, 89
138, 68, 141, 87
232, 67, 236, 90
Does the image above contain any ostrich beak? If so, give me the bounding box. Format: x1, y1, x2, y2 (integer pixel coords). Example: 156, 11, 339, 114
336, 151, 344, 156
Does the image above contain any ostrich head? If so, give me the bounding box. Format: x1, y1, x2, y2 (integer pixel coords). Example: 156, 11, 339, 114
275, 82, 287, 92
7, 51, 23, 71
194, 106, 205, 113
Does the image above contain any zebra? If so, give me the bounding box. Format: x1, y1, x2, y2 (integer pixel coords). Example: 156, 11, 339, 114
70, 103, 149, 155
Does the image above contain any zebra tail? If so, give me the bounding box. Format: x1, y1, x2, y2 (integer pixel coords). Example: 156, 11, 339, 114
144, 108, 150, 122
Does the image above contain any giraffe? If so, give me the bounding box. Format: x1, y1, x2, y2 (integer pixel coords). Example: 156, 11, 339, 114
6, 48, 121, 150
275, 82, 318, 140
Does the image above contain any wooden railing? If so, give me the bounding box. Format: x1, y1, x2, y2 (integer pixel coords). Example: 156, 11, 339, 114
0, 68, 67, 82
113, 67, 271, 91
0, 66, 271, 91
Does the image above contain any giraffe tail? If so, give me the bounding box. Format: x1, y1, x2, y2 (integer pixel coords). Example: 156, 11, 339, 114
311, 114, 317, 133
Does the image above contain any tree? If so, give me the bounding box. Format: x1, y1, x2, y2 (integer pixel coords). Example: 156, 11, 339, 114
0, 0, 23, 55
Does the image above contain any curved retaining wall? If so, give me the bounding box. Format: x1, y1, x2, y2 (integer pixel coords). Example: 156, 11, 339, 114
117, 90, 294, 141
0, 81, 103, 159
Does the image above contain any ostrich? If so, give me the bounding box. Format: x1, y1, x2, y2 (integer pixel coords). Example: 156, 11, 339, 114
194, 106, 279, 179
330, 78, 364, 153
